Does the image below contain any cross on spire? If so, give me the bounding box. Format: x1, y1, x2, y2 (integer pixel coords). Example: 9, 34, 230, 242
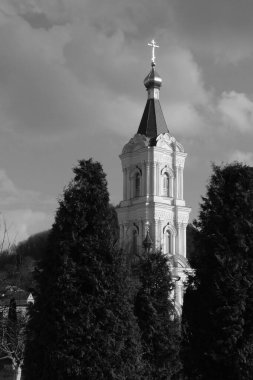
148, 39, 159, 66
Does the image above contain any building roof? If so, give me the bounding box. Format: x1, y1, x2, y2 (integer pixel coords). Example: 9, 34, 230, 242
0, 288, 33, 308
137, 60, 169, 142
137, 98, 169, 139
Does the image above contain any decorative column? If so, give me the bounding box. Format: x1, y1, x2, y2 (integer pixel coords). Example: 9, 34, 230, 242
175, 221, 180, 255
151, 162, 156, 196
182, 223, 187, 257
178, 166, 183, 199
181, 166, 184, 200
126, 168, 130, 200
175, 166, 179, 199
156, 162, 159, 195
123, 168, 127, 200
170, 176, 174, 197
154, 222, 158, 249
146, 161, 150, 197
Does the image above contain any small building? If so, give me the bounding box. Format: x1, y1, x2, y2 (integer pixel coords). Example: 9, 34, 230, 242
0, 288, 34, 318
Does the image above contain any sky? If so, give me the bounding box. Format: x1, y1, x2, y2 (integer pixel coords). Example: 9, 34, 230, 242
0, 0, 253, 244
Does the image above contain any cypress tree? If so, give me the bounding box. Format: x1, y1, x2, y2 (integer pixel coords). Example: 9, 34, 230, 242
134, 250, 181, 379
23, 159, 142, 380
181, 163, 253, 380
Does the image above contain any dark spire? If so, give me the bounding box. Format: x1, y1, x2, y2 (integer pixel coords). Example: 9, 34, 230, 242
137, 41, 169, 140
137, 95, 169, 139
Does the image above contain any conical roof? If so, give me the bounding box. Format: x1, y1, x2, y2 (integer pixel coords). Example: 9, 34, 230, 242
137, 54, 169, 140
138, 97, 168, 139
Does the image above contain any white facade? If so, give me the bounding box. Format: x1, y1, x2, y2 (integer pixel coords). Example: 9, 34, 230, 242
117, 133, 191, 311
116, 56, 191, 312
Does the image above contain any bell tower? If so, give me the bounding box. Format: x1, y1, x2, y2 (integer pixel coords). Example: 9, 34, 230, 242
116, 41, 191, 311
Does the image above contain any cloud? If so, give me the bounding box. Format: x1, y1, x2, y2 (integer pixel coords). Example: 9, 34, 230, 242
13, 0, 253, 67
218, 91, 253, 133
0, 209, 52, 246
163, 103, 204, 135
19, 0, 171, 36
0, 169, 53, 208
228, 150, 253, 166
0, 0, 251, 144
0, 3, 137, 136
0, 168, 54, 245
0, 15, 88, 135
158, 44, 209, 105
1, 0, 253, 233
0, 0, 211, 140
171, 0, 253, 63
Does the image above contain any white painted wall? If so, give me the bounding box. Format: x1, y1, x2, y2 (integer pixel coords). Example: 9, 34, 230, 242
116, 132, 191, 312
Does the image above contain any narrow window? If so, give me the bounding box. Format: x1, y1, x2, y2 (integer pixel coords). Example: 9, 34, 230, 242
163, 173, 170, 196
135, 173, 141, 197
167, 231, 171, 254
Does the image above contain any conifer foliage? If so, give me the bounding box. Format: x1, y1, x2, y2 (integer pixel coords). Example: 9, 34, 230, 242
134, 250, 181, 379
181, 163, 253, 380
23, 159, 142, 380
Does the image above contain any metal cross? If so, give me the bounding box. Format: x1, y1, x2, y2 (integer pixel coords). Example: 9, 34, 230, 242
148, 39, 159, 65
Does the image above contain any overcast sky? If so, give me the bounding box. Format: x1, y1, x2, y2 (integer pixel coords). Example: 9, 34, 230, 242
0, 0, 253, 244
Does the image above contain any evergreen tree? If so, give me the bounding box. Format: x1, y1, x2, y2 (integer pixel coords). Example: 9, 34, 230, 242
23, 159, 143, 380
181, 163, 253, 380
134, 250, 181, 379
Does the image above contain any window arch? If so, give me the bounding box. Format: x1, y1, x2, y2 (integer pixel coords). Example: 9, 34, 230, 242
167, 230, 172, 254
163, 223, 176, 255
135, 173, 141, 197
130, 167, 142, 198
127, 224, 139, 256
162, 173, 170, 196
160, 167, 174, 198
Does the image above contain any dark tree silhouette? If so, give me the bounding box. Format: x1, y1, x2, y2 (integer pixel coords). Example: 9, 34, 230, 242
181, 163, 253, 380
23, 159, 143, 380
134, 250, 181, 379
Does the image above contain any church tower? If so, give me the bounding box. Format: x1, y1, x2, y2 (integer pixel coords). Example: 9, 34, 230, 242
116, 41, 191, 312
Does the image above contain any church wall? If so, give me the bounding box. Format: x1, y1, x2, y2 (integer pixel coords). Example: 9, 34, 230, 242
116, 52, 192, 311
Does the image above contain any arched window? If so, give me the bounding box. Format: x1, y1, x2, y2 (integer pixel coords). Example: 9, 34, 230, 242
163, 223, 176, 255
167, 230, 172, 254
135, 173, 141, 197
163, 173, 170, 196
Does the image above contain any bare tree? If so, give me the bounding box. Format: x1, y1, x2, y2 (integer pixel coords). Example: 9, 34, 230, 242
0, 311, 27, 380
0, 214, 17, 254
0, 215, 32, 379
